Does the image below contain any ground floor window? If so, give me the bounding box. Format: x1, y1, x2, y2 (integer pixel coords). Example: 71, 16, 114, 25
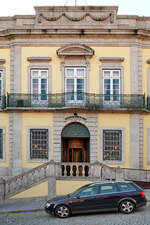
0, 129, 3, 159
103, 130, 122, 161
30, 129, 48, 159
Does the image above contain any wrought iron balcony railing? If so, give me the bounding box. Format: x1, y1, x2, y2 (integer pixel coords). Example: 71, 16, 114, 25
0, 95, 6, 109
7, 93, 145, 110
147, 96, 150, 110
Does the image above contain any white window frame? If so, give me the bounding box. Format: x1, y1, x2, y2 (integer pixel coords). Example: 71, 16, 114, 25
65, 67, 86, 103
0, 127, 5, 161
28, 126, 51, 162
31, 69, 48, 101
0, 70, 3, 102
0, 129, 3, 159
103, 70, 120, 103
101, 127, 124, 165
103, 129, 122, 161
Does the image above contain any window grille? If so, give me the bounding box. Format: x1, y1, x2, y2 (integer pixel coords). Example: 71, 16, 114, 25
103, 130, 122, 161
30, 129, 48, 159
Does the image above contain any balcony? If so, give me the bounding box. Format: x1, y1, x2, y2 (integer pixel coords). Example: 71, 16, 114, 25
0, 95, 6, 109
7, 93, 145, 111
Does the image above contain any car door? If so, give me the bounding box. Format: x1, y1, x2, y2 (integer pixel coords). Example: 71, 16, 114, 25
94, 183, 120, 211
68, 185, 100, 213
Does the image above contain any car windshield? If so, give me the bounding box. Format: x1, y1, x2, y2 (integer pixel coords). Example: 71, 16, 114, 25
69, 184, 91, 197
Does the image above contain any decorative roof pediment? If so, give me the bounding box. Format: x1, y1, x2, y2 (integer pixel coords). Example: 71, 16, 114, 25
35, 6, 117, 26
38, 12, 113, 23
57, 44, 94, 57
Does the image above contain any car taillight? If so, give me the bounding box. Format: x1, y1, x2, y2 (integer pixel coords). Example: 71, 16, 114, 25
140, 191, 145, 198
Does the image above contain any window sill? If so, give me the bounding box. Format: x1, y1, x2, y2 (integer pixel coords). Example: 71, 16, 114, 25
28, 159, 49, 163
102, 160, 123, 165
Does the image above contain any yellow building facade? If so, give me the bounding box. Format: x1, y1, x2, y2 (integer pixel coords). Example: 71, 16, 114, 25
0, 5, 150, 199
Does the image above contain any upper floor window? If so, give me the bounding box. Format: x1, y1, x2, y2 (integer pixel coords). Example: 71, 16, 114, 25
30, 129, 49, 160
0, 129, 3, 159
103, 70, 120, 102
31, 69, 48, 101
103, 130, 122, 161
65, 67, 86, 103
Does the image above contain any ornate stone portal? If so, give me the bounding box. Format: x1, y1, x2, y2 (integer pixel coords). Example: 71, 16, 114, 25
53, 112, 98, 163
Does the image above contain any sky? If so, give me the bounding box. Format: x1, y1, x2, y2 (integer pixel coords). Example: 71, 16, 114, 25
0, 0, 150, 17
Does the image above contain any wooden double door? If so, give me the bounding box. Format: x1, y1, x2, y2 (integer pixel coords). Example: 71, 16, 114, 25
62, 138, 89, 163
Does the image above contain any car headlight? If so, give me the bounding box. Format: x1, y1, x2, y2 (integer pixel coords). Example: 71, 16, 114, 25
46, 202, 51, 207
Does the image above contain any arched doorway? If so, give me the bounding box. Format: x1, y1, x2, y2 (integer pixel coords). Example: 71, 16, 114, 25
61, 122, 90, 163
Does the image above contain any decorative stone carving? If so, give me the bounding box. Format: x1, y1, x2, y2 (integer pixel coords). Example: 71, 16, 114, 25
57, 44, 94, 57
99, 57, 124, 62
27, 57, 52, 62
34, 6, 117, 26
38, 12, 112, 23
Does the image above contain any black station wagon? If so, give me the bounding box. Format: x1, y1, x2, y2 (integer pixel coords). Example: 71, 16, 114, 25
45, 181, 147, 218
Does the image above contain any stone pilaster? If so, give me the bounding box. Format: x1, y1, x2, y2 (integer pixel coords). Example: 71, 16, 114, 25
147, 128, 150, 165
9, 113, 22, 176
48, 177, 56, 198
130, 45, 143, 94
10, 45, 21, 93
139, 115, 144, 169
130, 114, 143, 169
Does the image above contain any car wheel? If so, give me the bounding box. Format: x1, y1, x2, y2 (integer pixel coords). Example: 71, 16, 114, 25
55, 205, 71, 218
119, 200, 135, 214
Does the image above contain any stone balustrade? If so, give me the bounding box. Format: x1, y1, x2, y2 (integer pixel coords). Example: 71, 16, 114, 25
1, 161, 150, 202
61, 163, 90, 177
5, 161, 51, 199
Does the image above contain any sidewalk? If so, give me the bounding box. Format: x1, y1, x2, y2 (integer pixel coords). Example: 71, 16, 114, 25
0, 190, 150, 215
0, 198, 46, 215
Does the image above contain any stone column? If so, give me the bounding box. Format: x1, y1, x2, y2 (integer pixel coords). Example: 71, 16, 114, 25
48, 178, 56, 198
48, 161, 56, 198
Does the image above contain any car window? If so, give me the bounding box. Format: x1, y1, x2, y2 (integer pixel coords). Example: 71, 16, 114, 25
100, 184, 117, 194
117, 183, 136, 192
79, 186, 99, 197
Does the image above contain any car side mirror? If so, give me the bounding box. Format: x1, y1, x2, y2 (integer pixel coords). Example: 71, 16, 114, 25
76, 194, 80, 199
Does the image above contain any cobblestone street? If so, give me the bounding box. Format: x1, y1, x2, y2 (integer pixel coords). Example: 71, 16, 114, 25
0, 203, 149, 225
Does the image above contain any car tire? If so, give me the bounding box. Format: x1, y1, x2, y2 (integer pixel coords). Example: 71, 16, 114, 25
119, 200, 135, 214
54, 205, 71, 218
